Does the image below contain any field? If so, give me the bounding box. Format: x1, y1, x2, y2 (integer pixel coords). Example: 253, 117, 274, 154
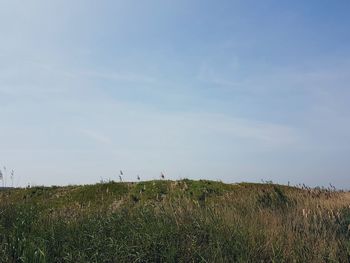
1, 180, 350, 262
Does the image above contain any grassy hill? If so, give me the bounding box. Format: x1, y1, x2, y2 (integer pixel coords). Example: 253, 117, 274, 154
1, 180, 350, 262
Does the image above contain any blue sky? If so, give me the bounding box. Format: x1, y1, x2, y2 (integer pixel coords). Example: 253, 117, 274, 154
1, 0, 350, 187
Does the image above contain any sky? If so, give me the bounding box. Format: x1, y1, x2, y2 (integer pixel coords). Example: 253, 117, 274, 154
0, 0, 350, 188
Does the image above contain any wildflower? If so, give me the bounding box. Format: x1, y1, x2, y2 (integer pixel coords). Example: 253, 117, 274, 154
119, 170, 123, 182
302, 208, 308, 218
10, 169, 14, 187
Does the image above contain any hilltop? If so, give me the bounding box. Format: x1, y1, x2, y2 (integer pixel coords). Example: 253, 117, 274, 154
1, 180, 350, 262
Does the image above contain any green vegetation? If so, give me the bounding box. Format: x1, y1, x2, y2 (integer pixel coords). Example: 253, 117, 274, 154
1, 180, 350, 262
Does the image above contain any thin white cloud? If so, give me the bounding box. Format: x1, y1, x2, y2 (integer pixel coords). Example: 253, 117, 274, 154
202, 115, 300, 146
79, 129, 112, 145
79, 70, 157, 83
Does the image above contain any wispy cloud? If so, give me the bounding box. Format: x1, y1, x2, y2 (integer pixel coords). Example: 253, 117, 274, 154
79, 70, 157, 83
202, 114, 300, 146
79, 129, 112, 145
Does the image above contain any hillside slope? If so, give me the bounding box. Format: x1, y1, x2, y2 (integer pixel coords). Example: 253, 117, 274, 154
1, 180, 350, 262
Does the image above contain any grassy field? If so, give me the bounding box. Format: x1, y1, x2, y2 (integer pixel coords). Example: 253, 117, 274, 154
1, 180, 350, 262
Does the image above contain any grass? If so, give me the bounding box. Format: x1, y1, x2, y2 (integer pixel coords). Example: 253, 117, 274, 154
1, 180, 350, 262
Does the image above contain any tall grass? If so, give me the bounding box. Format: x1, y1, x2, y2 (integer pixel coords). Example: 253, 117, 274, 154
1, 180, 350, 262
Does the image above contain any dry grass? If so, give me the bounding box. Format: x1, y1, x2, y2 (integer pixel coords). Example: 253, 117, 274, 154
1, 180, 350, 262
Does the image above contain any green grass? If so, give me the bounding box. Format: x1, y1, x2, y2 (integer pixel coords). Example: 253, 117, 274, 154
1, 180, 350, 262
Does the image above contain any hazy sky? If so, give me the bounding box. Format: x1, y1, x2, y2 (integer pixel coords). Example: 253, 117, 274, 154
1, 0, 350, 187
